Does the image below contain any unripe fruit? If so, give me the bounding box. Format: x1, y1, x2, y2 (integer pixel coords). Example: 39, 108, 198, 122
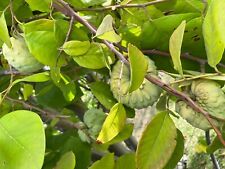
2, 36, 43, 73
191, 79, 225, 119
110, 57, 161, 109
176, 101, 220, 130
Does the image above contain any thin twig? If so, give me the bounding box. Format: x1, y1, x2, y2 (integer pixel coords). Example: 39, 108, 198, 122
205, 131, 221, 169
53, 0, 225, 147
56, 15, 75, 66
115, 44, 225, 69
6, 96, 83, 130
74, 0, 169, 12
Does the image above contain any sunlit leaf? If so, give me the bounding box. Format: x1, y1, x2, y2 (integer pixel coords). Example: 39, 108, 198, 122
72, 43, 115, 69
25, 0, 51, 12
62, 40, 90, 56
163, 129, 184, 169
136, 112, 177, 169
169, 20, 186, 76
54, 151, 76, 169
97, 103, 126, 143
106, 124, 133, 145
128, 44, 148, 92
13, 72, 50, 85
96, 15, 121, 43
0, 110, 45, 169
202, 0, 225, 68
0, 12, 11, 47
89, 153, 114, 169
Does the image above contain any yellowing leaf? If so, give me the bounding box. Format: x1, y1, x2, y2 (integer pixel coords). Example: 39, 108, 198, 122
203, 0, 225, 68
128, 44, 148, 92
96, 15, 121, 43
169, 20, 186, 76
97, 103, 126, 143
0, 12, 11, 47
136, 112, 177, 169
62, 41, 90, 56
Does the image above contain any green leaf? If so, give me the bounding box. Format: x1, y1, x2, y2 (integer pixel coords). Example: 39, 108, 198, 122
128, 44, 148, 92
0, 12, 11, 47
25, 31, 61, 67
136, 112, 177, 169
25, 0, 51, 12
89, 153, 114, 169
202, 0, 225, 68
207, 126, 225, 154
0, 110, 45, 169
89, 81, 117, 109
72, 43, 115, 69
169, 20, 186, 76
106, 124, 133, 145
23, 84, 33, 101
54, 151, 76, 169
115, 153, 135, 169
96, 15, 121, 43
163, 129, 184, 169
22, 19, 54, 33
97, 103, 126, 143
13, 72, 50, 85
62, 40, 90, 56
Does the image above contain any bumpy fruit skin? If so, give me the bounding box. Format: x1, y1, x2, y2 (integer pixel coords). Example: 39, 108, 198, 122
176, 101, 220, 130
83, 109, 106, 138
110, 57, 161, 109
2, 37, 43, 73
191, 79, 225, 119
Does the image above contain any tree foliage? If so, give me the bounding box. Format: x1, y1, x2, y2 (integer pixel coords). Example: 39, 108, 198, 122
0, 0, 225, 169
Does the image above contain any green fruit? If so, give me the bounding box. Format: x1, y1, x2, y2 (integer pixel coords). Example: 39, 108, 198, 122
83, 109, 106, 137
191, 79, 225, 119
110, 57, 161, 109
2, 36, 43, 73
176, 101, 220, 130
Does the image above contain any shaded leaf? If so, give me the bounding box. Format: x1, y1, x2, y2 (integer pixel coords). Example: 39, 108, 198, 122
0, 110, 45, 169
54, 151, 76, 169
169, 20, 186, 76
97, 103, 126, 143
128, 44, 148, 92
136, 112, 177, 169
0, 12, 11, 47
115, 153, 135, 169
89, 153, 114, 169
23, 84, 33, 101
202, 0, 225, 68
89, 81, 117, 109
96, 15, 121, 43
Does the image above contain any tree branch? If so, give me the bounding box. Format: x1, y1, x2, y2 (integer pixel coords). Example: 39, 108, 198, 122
73, 0, 169, 12
53, 0, 225, 147
6, 96, 84, 130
